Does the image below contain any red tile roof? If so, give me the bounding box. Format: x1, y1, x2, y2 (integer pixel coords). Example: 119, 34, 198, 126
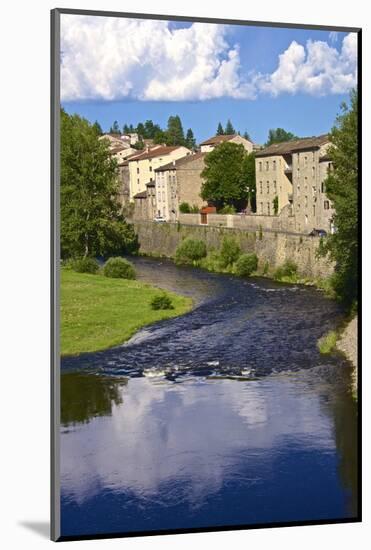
128, 145, 187, 162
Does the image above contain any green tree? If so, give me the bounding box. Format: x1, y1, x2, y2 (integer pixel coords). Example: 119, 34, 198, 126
92, 120, 103, 135
243, 131, 251, 141
122, 123, 130, 134
186, 128, 196, 150
318, 90, 358, 307
201, 142, 249, 210
225, 119, 235, 135
153, 129, 168, 145
60, 109, 138, 259
166, 115, 185, 146
109, 120, 121, 135
273, 195, 279, 215
136, 122, 146, 138
216, 122, 224, 135
265, 128, 298, 146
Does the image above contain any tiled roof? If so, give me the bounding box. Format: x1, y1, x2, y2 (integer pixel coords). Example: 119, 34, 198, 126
133, 190, 147, 199
128, 145, 185, 162
255, 135, 329, 157
200, 134, 252, 146
145, 181, 156, 187
154, 152, 205, 172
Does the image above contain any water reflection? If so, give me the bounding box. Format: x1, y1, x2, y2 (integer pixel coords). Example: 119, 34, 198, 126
61, 371, 357, 536
61, 372, 127, 427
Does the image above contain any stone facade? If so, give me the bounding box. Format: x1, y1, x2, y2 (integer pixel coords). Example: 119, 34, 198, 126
200, 134, 253, 153
255, 135, 335, 233
177, 153, 207, 211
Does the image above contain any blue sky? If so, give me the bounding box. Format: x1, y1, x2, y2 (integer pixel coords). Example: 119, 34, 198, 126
61, 16, 357, 145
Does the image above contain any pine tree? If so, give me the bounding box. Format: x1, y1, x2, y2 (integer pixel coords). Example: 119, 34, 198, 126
109, 120, 121, 135
216, 122, 224, 135
265, 128, 298, 146
243, 131, 251, 141
186, 128, 196, 150
225, 119, 235, 135
166, 115, 185, 146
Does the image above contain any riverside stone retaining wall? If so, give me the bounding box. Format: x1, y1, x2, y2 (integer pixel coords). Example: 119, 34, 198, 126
133, 221, 334, 279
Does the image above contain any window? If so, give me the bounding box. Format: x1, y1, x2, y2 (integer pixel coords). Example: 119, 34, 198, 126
273, 160, 276, 171
297, 184, 300, 195
321, 181, 325, 193
267, 202, 270, 215
266, 161, 269, 171
260, 181, 263, 194
324, 200, 330, 210
162, 191, 165, 201
273, 180, 277, 193
259, 162, 262, 171
260, 202, 263, 213
313, 205, 316, 217
137, 178, 140, 185
267, 181, 269, 194
137, 167, 140, 174
304, 176, 308, 190
304, 156, 308, 166
149, 166, 152, 172
312, 166, 315, 178
305, 214, 308, 225
305, 196, 308, 207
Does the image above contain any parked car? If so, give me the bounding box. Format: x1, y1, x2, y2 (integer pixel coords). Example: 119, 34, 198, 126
154, 216, 167, 223
308, 228, 327, 237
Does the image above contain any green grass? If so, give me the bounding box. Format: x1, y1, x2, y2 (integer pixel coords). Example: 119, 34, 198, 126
61, 269, 193, 356
317, 330, 338, 354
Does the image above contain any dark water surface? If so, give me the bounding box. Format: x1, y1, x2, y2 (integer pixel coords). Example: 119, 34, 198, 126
60, 257, 358, 538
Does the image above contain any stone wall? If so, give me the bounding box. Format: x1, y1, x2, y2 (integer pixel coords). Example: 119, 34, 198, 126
133, 220, 334, 279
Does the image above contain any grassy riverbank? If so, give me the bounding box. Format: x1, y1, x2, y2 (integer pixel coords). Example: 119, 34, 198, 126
61, 270, 193, 356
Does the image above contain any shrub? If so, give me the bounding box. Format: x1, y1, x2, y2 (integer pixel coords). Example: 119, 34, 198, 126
70, 257, 99, 274
234, 253, 258, 277
273, 196, 279, 215
103, 257, 136, 279
179, 202, 191, 213
151, 293, 174, 310
219, 204, 236, 214
263, 261, 270, 275
274, 260, 298, 280
175, 238, 207, 265
219, 236, 241, 268
190, 205, 200, 213
318, 330, 337, 354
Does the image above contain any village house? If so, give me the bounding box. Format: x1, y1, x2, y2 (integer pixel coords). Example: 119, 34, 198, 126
154, 153, 207, 221
200, 134, 254, 153
128, 145, 191, 199
255, 135, 335, 233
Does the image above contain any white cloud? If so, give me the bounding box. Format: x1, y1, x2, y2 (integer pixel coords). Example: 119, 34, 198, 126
329, 31, 338, 44
60, 15, 357, 102
257, 33, 357, 97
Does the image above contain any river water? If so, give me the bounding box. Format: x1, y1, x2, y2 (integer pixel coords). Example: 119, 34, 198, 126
60, 257, 358, 538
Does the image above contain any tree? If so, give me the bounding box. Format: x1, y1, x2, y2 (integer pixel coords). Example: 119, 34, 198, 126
136, 122, 146, 138
216, 122, 224, 135
166, 115, 185, 146
265, 128, 298, 146
60, 109, 138, 259
318, 90, 358, 307
186, 128, 196, 150
92, 120, 103, 135
153, 129, 168, 145
225, 119, 235, 135
243, 131, 251, 141
122, 123, 130, 134
109, 120, 121, 135
201, 142, 249, 210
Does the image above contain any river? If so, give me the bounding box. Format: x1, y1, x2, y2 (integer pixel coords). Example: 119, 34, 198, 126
60, 257, 358, 538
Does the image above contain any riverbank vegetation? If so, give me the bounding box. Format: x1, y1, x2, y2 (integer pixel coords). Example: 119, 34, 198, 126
318, 330, 338, 354
61, 270, 192, 356
317, 90, 358, 310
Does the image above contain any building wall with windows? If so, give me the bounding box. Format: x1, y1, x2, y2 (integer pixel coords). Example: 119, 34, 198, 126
255, 155, 293, 216
128, 146, 190, 199
155, 167, 177, 221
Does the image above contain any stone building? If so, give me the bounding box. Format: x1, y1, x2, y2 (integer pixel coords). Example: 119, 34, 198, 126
154, 153, 207, 221
128, 145, 191, 199
133, 181, 157, 220
255, 135, 335, 233
200, 134, 253, 153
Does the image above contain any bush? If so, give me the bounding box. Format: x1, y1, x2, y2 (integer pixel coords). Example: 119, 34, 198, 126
179, 202, 191, 213
150, 293, 174, 310
234, 253, 258, 277
219, 204, 236, 214
70, 257, 99, 274
274, 260, 298, 280
219, 236, 241, 268
318, 330, 337, 354
103, 257, 136, 279
175, 238, 207, 265
190, 205, 200, 213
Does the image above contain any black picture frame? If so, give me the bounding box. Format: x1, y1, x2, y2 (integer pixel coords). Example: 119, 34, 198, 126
51, 8, 362, 542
